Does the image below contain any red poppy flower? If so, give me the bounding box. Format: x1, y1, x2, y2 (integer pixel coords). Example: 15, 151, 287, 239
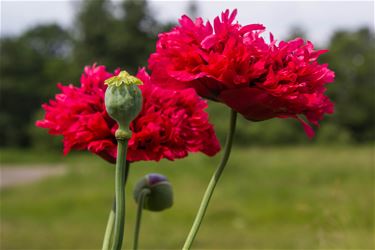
36, 65, 220, 163
148, 9, 334, 137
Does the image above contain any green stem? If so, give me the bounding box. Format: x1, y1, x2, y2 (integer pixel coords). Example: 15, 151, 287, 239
102, 210, 115, 250
132, 189, 150, 250
182, 109, 237, 250
111, 137, 129, 250
102, 161, 130, 250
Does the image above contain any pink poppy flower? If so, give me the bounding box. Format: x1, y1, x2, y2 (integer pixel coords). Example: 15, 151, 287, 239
36, 65, 220, 163
148, 9, 334, 137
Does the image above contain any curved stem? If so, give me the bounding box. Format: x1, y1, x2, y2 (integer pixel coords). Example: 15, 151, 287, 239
102, 161, 130, 250
111, 139, 129, 250
182, 109, 237, 250
102, 210, 115, 250
132, 189, 151, 250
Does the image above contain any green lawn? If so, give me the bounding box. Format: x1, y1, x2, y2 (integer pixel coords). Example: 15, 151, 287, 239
1, 146, 374, 249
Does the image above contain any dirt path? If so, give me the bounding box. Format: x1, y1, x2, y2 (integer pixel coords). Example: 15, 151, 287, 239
0, 165, 66, 189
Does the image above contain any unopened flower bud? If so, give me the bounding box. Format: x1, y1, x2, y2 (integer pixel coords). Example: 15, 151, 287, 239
133, 173, 173, 212
104, 71, 143, 130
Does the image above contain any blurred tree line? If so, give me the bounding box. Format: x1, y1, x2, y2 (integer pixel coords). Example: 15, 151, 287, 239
0, 0, 374, 150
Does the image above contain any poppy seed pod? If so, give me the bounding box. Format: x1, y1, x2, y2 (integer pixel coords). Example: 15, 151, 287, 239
133, 173, 173, 212
104, 71, 143, 131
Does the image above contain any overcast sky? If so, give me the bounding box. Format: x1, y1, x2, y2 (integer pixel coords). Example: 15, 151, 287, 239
1, 0, 374, 46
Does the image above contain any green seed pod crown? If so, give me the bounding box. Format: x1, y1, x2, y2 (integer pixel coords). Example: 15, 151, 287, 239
133, 173, 173, 212
104, 71, 143, 130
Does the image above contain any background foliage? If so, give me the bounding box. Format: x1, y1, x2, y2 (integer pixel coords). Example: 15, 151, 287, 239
1, 146, 373, 249
0, 0, 374, 149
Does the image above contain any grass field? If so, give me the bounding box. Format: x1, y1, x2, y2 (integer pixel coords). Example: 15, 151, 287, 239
1, 146, 374, 249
